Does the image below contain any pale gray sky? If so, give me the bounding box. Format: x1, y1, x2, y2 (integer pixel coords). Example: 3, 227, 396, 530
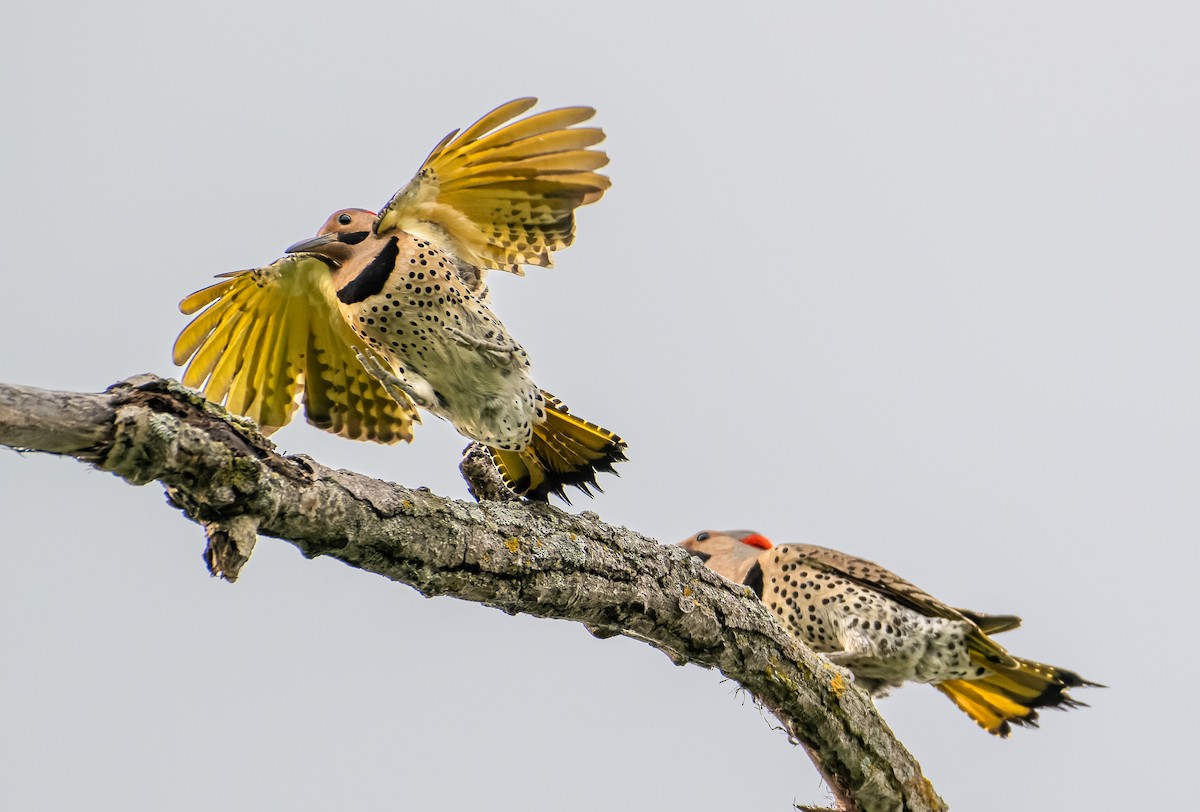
2, 2, 1196, 809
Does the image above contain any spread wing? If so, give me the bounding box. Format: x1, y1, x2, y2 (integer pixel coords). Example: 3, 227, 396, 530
172, 254, 419, 443
375, 97, 610, 275
780, 544, 1019, 667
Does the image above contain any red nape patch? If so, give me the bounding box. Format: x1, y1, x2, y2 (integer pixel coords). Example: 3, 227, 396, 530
741, 533, 773, 550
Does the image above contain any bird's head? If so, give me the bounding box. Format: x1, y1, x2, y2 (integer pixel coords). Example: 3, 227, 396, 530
285, 208, 377, 262
678, 530, 773, 584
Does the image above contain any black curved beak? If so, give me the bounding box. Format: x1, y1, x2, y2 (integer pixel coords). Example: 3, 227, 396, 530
285, 234, 339, 254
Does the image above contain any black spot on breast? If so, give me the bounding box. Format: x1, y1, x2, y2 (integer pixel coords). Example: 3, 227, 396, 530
338, 237, 400, 304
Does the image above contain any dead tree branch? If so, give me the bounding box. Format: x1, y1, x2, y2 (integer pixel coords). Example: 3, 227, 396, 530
0, 375, 946, 812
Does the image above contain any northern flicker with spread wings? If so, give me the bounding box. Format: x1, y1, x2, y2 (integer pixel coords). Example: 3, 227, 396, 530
173, 98, 625, 500
680, 530, 1100, 736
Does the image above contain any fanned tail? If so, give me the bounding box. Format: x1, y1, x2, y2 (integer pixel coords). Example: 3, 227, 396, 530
489, 392, 626, 501
937, 656, 1101, 737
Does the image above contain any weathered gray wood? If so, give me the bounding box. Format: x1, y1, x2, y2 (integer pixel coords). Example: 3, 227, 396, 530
0, 375, 947, 812
0, 381, 116, 455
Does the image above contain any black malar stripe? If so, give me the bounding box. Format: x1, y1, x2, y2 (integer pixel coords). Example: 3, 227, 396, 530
337, 237, 399, 304
744, 562, 765, 599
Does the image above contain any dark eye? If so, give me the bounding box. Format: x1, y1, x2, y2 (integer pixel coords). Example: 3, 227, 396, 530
695, 532, 710, 542
337, 213, 353, 226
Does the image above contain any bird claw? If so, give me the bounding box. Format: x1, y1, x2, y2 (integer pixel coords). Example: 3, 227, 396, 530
354, 348, 435, 409
820, 657, 858, 682
445, 325, 521, 364
823, 653, 893, 697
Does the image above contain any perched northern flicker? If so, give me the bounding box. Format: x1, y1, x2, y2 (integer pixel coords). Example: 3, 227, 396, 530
173, 98, 625, 500
680, 530, 1099, 736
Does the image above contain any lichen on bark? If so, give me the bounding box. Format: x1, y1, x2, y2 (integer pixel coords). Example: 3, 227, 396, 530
0, 375, 947, 812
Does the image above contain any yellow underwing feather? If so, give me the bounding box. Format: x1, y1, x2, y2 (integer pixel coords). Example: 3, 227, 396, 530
301, 324, 334, 429
178, 276, 240, 317
438, 128, 606, 174
179, 305, 246, 389
439, 98, 538, 153
174, 278, 251, 364
204, 311, 255, 405
376, 98, 610, 274
225, 297, 273, 417
419, 129, 461, 168
442, 108, 598, 157
173, 255, 418, 442
254, 291, 293, 430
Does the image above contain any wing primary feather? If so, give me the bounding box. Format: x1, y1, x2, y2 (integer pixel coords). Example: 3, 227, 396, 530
204, 309, 255, 405
449, 97, 539, 146
419, 128, 460, 168
225, 303, 272, 416
376, 98, 609, 274
181, 307, 252, 390
178, 275, 267, 388
174, 278, 258, 363
237, 277, 285, 409
439, 108, 597, 164
301, 316, 337, 431
178, 275, 242, 315
440, 129, 606, 172
270, 294, 309, 430
175, 254, 423, 442
254, 290, 294, 429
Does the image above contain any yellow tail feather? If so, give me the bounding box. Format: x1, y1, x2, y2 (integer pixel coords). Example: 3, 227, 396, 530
489, 392, 626, 501
937, 656, 1099, 737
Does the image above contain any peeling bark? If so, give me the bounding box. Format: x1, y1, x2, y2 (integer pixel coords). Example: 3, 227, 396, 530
0, 375, 947, 812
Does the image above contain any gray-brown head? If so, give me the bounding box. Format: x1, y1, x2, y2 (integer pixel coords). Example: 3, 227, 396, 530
285, 208, 378, 264
678, 530, 774, 592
